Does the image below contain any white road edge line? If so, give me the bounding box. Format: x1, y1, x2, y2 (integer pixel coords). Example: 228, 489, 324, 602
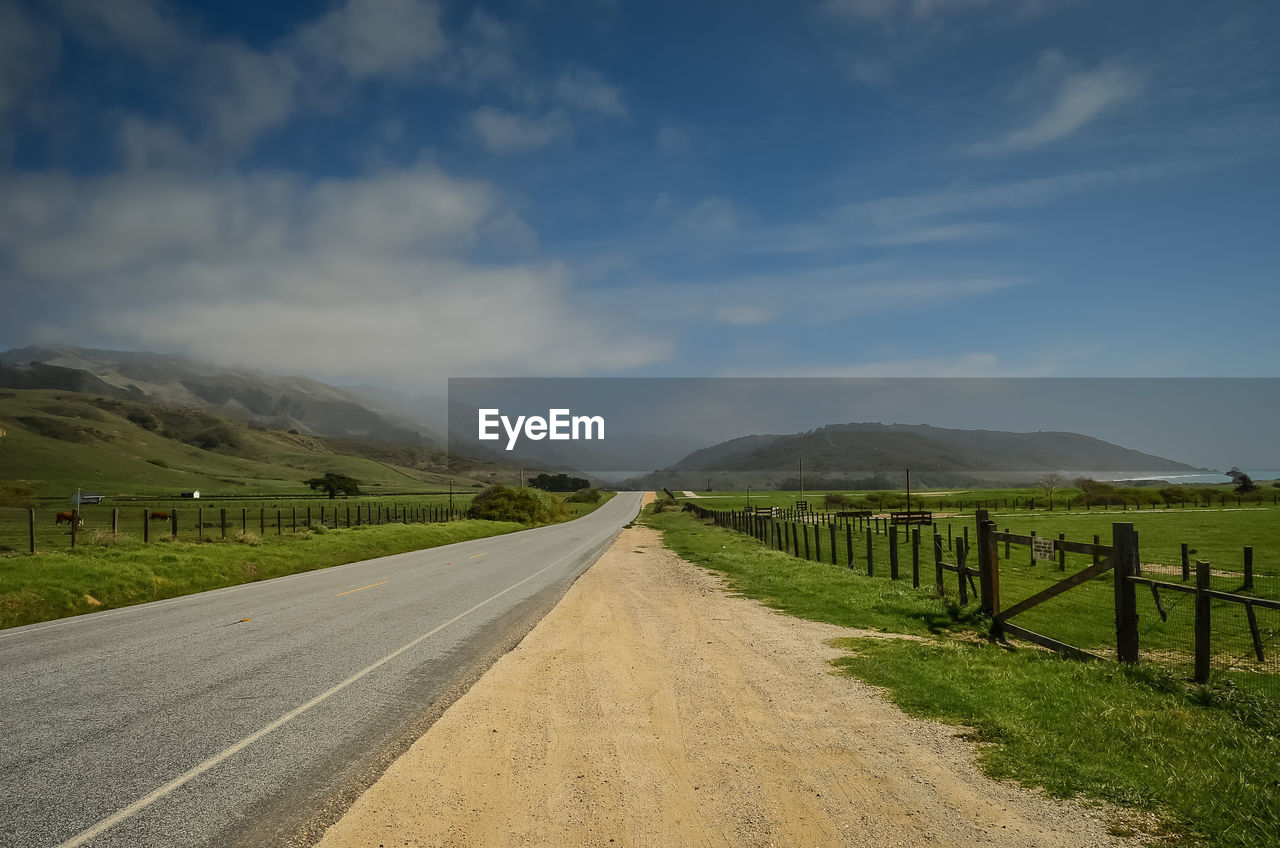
54, 531, 615, 848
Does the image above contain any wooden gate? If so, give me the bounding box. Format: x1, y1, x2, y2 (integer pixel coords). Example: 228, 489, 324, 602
975, 511, 1140, 663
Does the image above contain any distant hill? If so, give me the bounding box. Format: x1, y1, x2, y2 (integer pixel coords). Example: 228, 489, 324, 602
0, 345, 431, 444
631, 422, 1198, 489
0, 388, 514, 498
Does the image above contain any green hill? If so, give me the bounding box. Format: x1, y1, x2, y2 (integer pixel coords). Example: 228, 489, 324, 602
0, 389, 512, 499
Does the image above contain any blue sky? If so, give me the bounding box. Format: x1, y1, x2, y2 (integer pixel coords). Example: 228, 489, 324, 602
1, 0, 1278, 387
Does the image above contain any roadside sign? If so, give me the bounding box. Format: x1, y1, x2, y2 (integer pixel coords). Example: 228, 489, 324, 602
796, 500, 809, 512
1032, 536, 1055, 561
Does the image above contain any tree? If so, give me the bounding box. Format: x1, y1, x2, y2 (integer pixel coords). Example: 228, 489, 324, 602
1039, 474, 1062, 510
528, 472, 590, 492
1227, 467, 1257, 494
306, 472, 361, 499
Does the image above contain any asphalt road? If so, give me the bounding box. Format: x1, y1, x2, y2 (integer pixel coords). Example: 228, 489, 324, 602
0, 492, 644, 848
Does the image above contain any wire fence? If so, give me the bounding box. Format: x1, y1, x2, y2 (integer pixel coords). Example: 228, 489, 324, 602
685, 503, 1280, 700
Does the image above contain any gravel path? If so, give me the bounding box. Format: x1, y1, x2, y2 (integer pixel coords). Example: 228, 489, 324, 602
317, 524, 1143, 848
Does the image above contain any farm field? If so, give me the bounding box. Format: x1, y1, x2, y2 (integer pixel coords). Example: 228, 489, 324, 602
0, 492, 614, 628
646, 507, 1280, 848
677, 493, 1280, 699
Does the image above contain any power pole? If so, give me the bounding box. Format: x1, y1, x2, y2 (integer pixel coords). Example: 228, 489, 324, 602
906, 468, 911, 514
519, 468, 524, 487
448, 479, 453, 509
799, 459, 804, 497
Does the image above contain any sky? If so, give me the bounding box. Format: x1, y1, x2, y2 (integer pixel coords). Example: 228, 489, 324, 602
1, 0, 1278, 389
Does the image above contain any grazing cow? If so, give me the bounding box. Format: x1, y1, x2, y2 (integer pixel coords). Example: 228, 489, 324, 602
150, 511, 170, 521
55, 512, 83, 527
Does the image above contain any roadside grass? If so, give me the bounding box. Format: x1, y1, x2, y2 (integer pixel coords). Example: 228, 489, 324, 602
646, 508, 1280, 848
0, 519, 523, 630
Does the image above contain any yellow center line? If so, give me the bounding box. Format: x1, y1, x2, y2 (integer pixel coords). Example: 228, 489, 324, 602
469, 552, 487, 559
336, 581, 387, 597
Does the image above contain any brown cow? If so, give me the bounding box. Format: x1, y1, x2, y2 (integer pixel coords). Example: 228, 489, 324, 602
150, 511, 170, 521
55, 512, 84, 527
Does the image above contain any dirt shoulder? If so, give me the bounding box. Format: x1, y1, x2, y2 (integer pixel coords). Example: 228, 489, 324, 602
317, 524, 1138, 848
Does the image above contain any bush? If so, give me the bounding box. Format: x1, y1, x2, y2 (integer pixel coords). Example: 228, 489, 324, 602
470, 485, 569, 524
0, 481, 37, 509
824, 492, 851, 508
566, 487, 602, 504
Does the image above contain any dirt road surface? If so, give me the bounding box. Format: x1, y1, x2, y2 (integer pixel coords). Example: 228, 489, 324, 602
317, 524, 1139, 848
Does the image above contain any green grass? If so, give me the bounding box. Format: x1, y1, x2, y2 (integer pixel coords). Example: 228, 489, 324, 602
0, 519, 524, 630
0, 388, 508, 497
646, 508, 1280, 848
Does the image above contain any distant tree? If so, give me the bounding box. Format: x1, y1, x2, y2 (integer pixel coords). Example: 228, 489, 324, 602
0, 481, 36, 509
528, 472, 590, 492
306, 472, 362, 499
1227, 467, 1257, 494
1040, 474, 1062, 510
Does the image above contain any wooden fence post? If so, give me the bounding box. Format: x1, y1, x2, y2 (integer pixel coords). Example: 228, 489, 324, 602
1181, 543, 1190, 581
1195, 560, 1211, 684
912, 528, 920, 588
975, 511, 998, 617
890, 527, 901, 581
172, 508, 178, 539
866, 528, 873, 577
112, 508, 119, 536
143, 509, 149, 543
221, 508, 227, 539
803, 523, 811, 560
847, 523, 854, 569
1058, 532, 1066, 571
241, 508, 247, 535
259, 508, 265, 534
1244, 546, 1254, 591
198, 507, 204, 542
28, 508, 36, 553
71, 508, 78, 548
814, 523, 822, 561
830, 523, 837, 565
956, 538, 968, 605
1113, 522, 1139, 664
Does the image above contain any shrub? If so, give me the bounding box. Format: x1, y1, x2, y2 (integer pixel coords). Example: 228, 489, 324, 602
824, 492, 851, 508
470, 485, 570, 524
0, 481, 36, 509
566, 487, 602, 504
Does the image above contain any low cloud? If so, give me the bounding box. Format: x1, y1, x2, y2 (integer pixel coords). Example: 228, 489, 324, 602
554, 67, 627, 117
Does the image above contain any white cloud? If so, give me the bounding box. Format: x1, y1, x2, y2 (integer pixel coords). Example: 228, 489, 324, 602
972, 59, 1144, 154
51, 0, 190, 61
116, 116, 207, 170
466, 107, 571, 154
820, 0, 1041, 25
671, 197, 740, 240
0, 1, 60, 114
293, 0, 447, 80
0, 165, 669, 381
554, 67, 626, 117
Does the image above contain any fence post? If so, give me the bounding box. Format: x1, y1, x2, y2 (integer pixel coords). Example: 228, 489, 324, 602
260, 508, 265, 534
143, 509, 149, 543
221, 508, 227, 539
866, 528, 873, 576
172, 508, 178, 539
912, 528, 920, 588
1181, 543, 1189, 581
1195, 560, 1211, 684
1244, 546, 1254, 591
1058, 532, 1066, 571
242, 508, 247, 535
829, 523, 837, 565
28, 508, 36, 553
934, 533, 943, 595
956, 539, 968, 605
846, 523, 854, 569
199, 508, 204, 542
976, 511, 998, 616
889, 526, 899, 580
112, 508, 119, 536
814, 524, 822, 561
1113, 522, 1139, 664
803, 524, 811, 560
71, 508, 78, 548
790, 522, 798, 557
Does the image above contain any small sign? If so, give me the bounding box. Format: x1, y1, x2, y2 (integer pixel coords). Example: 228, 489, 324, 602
1032, 536, 1055, 561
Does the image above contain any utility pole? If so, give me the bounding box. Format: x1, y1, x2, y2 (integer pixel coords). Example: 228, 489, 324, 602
906, 468, 911, 514
519, 468, 524, 487
799, 459, 804, 497
448, 479, 453, 509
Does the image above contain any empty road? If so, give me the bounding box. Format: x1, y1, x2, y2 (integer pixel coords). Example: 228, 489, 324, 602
0, 492, 644, 848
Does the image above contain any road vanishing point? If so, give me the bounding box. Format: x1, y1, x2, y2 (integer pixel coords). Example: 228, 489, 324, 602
0, 492, 645, 848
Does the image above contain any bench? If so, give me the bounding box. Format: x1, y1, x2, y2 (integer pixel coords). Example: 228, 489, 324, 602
889, 511, 933, 526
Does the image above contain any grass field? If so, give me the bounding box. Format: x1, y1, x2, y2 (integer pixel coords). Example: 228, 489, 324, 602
681, 495, 1280, 697
645, 507, 1280, 848
0, 491, 614, 628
